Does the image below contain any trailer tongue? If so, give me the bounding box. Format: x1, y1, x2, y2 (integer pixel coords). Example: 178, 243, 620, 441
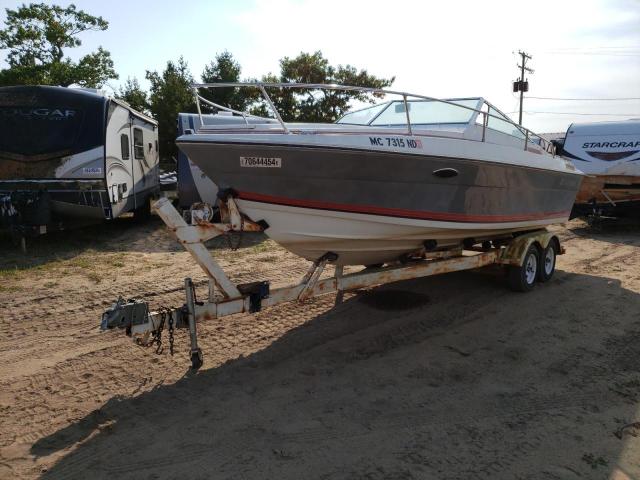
101, 197, 562, 369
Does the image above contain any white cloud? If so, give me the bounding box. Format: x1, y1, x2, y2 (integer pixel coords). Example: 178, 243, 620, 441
231, 0, 640, 132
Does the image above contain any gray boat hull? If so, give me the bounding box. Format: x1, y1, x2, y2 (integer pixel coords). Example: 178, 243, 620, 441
177, 139, 581, 265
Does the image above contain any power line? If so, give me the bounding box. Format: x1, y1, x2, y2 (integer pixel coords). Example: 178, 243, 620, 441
510, 111, 637, 116
540, 52, 640, 56
525, 96, 640, 101
541, 46, 640, 51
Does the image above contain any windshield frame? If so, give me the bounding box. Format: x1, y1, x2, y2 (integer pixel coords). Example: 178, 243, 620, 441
336, 97, 483, 127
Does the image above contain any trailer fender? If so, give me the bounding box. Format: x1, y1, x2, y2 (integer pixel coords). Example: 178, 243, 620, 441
499, 230, 561, 267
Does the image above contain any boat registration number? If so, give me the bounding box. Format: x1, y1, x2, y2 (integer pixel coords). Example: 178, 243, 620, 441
369, 137, 423, 149
240, 156, 282, 168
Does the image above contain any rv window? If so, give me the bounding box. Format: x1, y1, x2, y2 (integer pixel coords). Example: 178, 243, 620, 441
120, 134, 130, 159
133, 128, 144, 159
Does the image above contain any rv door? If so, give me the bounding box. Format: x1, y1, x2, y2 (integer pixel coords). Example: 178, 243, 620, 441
109, 127, 134, 204
131, 119, 151, 204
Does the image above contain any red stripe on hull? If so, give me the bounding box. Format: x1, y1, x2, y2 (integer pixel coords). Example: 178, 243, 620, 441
237, 191, 570, 223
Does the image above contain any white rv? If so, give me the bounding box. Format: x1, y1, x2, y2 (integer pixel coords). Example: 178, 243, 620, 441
558, 119, 640, 217
0, 86, 160, 237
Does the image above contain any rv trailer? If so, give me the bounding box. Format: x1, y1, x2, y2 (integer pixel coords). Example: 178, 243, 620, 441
556, 119, 640, 218
0, 86, 160, 242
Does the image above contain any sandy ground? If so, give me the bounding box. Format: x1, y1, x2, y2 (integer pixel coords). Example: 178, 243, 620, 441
0, 216, 639, 479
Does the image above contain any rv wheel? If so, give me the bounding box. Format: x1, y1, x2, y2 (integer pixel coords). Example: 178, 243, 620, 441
507, 244, 540, 292
538, 239, 558, 282
133, 198, 152, 222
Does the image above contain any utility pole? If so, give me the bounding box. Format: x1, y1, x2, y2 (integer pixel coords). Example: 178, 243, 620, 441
513, 50, 534, 125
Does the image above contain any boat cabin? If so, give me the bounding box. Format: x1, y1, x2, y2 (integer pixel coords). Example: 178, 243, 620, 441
336, 97, 548, 151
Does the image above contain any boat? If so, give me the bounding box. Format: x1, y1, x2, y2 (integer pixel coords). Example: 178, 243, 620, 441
553, 119, 640, 218
176, 83, 582, 266
176, 111, 277, 210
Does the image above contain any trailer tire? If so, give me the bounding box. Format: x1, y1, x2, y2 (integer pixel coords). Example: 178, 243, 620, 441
538, 239, 558, 283
507, 244, 539, 292
133, 198, 151, 222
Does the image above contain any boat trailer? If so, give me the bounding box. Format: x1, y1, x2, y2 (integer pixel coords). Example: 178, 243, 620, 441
101, 197, 562, 369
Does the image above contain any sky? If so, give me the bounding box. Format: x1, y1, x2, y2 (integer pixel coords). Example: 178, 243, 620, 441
0, 0, 639, 132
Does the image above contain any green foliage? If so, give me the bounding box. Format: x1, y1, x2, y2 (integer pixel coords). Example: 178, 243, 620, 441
0, 3, 117, 87
116, 77, 149, 113
253, 51, 394, 122
200, 50, 257, 111
146, 57, 196, 163
140, 50, 392, 161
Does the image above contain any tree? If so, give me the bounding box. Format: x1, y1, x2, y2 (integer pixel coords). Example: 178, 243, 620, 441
0, 3, 117, 87
254, 51, 394, 122
146, 57, 195, 164
116, 77, 149, 113
200, 50, 256, 112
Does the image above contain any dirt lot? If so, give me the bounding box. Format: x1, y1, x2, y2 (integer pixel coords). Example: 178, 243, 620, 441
1, 216, 639, 479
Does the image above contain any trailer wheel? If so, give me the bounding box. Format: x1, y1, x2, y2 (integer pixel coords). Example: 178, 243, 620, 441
133, 198, 151, 222
538, 239, 558, 283
507, 244, 539, 292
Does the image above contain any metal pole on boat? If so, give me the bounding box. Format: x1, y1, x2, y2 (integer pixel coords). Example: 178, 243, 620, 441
194, 87, 203, 125
402, 94, 412, 136
481, 111, 487, 142
259, 84, 289, 134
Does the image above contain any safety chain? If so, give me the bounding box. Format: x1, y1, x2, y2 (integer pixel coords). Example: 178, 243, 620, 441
167, 310, 175, 356
137, 307, 175, 356
148, 312, 165, 354
153, 322, 164, 353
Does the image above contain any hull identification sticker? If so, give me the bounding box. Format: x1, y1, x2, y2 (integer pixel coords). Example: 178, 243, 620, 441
240, 156, 281, 168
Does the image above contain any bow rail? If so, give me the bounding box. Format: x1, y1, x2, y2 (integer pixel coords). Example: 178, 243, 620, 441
191, 82, 555, 154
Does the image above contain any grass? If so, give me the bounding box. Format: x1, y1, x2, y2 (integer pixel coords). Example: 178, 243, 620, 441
0, 248, 129, 287
0, 259, 64, 280
70, 257, 93, 269
0, 221, 282, 290
0, 267, 20, 279
105, 253, 127, 268
250, 241, 277, 254
0, 284, 21, 293
85, 271, 102, 284
259, 254, 280, 263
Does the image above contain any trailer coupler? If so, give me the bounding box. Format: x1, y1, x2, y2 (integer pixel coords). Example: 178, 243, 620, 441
100, 282, 208, 368
101, 297, 153, 332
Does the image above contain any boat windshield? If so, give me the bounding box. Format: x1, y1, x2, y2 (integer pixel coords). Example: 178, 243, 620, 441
337, 98, 481, 127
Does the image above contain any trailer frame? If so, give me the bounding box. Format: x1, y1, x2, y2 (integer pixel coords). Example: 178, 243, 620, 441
101, 197, 562, 369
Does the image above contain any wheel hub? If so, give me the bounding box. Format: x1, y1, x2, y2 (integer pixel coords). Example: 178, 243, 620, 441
525, 253, 537, 284
544, 247, 555, 275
